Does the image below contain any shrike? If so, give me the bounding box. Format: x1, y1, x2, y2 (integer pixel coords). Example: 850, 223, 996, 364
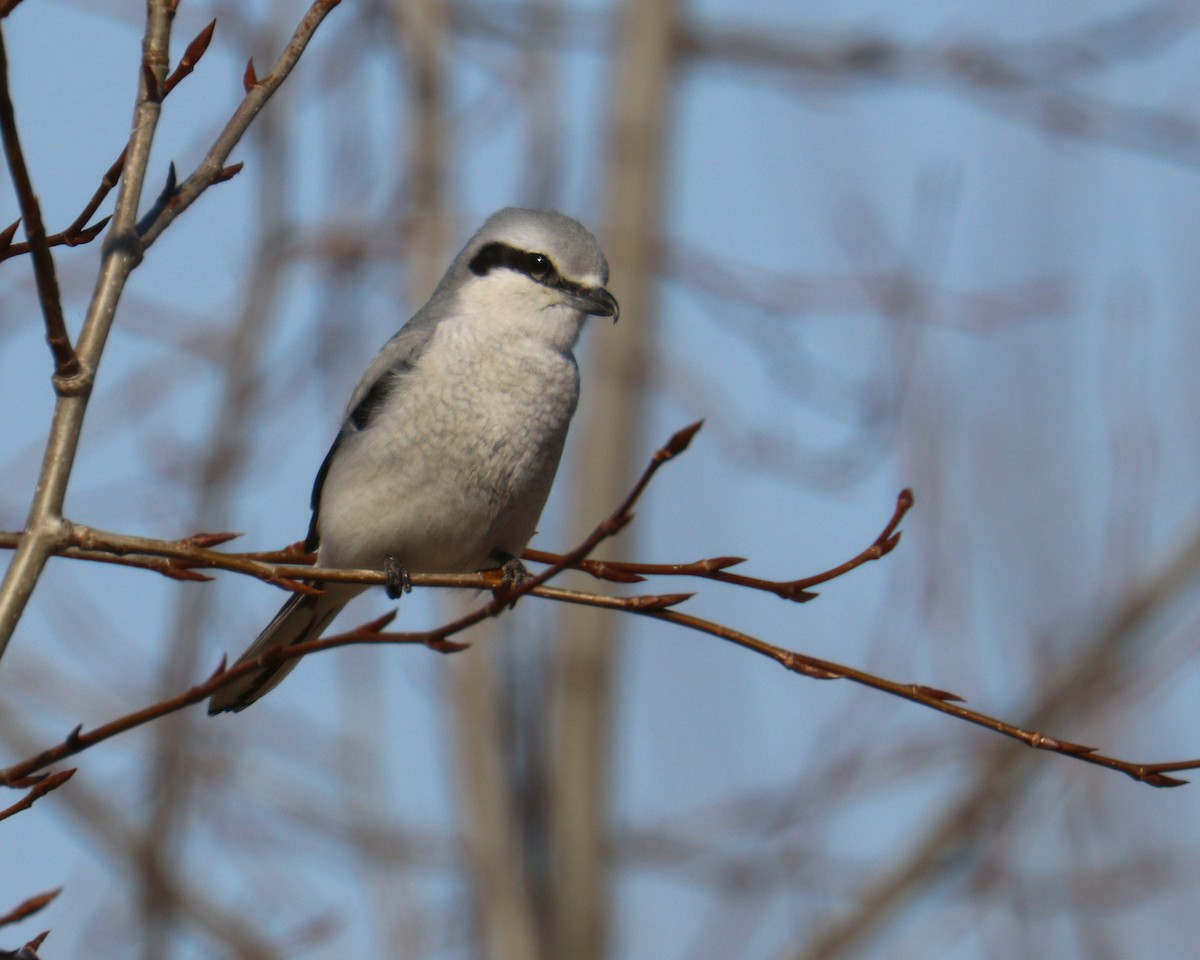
208, 208, 618, 713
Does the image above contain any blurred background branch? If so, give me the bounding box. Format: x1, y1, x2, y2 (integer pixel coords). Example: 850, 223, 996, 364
2, 1, 1199, 959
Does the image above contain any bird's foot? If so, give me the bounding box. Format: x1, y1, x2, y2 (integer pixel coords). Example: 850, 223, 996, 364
384, 555, 412, 600
489, 551, 531, 610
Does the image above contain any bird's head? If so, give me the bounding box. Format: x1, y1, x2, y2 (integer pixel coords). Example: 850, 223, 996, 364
445, 208, 619, 351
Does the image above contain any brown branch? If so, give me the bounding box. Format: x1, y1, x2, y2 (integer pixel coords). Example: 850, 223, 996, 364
0, 420, 1188, 789
138, 0, 344, 249
525, 487, 913, 600
0, 214, 112, 263
0, 26, 78, 379
0, 0, 342, 664
0, 890, 59, 929
0, 19, 217, 266
0, 463, 901, 604
0, 420, 698, 786
0, 769, 74, 822
530, 586, 1195, 788
0, 591, 622, 786
7, 652, 274, 782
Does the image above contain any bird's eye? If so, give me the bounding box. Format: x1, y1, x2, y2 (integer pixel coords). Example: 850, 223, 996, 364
526, 253, 554, 283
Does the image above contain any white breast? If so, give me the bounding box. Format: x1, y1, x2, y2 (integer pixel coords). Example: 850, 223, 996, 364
314, 317, 581, 574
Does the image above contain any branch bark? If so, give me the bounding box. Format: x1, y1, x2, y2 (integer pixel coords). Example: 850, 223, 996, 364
0, 0, 342, 664
0, 26, 77, 379
0, 0, 175, 661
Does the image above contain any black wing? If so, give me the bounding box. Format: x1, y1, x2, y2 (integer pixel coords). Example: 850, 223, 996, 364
304, 370, 404, 552
305, 431, 343, 552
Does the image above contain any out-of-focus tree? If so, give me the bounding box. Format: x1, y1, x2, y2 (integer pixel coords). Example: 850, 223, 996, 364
2, 2, 1199, 959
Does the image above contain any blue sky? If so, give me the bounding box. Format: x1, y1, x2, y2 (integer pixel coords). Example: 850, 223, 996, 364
3, 2, 1200, 958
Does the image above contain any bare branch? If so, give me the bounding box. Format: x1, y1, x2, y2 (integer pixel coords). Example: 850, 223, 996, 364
0, 890, 60, 930
0, 0, 342, 665
0, 771, 74, 823
0, 420, 697, 785
520, 582, 1193, 788
0, 0, 175, 664
138, 0, 344, 249
0, 215, 111, 263
525, 487, 914, 601
0, 26, 78, 379
0, 19, 216, 266
0, 418, 1193, 790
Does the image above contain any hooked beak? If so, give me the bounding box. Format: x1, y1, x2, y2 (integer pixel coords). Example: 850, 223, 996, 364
571, 285, 620, 323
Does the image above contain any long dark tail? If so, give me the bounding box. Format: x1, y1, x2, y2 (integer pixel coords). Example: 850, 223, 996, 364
208, 584, 362, 714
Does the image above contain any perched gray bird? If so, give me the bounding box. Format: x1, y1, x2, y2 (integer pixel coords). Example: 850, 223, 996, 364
208, 208, 618, 714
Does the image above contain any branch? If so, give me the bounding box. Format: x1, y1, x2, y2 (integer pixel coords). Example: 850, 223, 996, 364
0, 26, 78, 379
0, 890, 59, 930
0, 457, 902, 604
0, 423, 1191, 789
0, 20, 217, 265
0, 214, 111, 263
0, 770, 74, 823
524, 487, 913, 600
521, 583, 1195, 788
137, 0, 344, 249
0, 421, 699, 786
0, 1, 341, 664
0, 0, 176, 665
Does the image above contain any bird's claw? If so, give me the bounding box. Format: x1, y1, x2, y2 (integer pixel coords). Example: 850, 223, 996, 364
384, 555, 411, 600
490, 552, 531, 610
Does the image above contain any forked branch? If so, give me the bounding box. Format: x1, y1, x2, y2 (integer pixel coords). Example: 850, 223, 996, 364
0, 0, 343, 664
0, 27, 77, 379
0, 422, 1194, 792
0, 421, 702, 786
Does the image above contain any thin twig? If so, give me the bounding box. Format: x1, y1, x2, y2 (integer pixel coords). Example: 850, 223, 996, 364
138, 0, 344, 249
0, 26, 78, 379
0, 889, 60, 929
0, 420, 698, 785
0, 770, 74, 822
525, 488, 913, 600
0, 0, 341, 665
0, 18, 217, 265
529, 585, 1196, 788
0, 0, 175, 664
0, 214, 111, 262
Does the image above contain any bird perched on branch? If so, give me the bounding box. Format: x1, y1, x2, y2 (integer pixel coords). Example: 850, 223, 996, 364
208, 208, 618, 714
